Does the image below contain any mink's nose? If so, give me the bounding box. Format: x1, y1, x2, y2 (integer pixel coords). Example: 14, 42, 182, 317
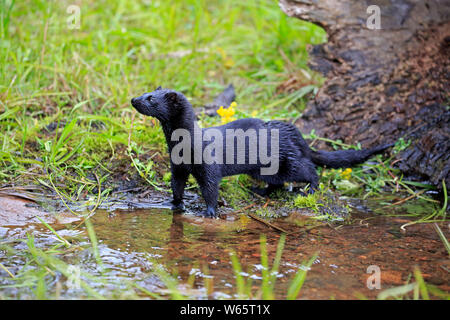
131, 98, 137, 105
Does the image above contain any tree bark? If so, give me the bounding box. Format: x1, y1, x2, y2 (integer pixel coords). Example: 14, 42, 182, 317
279, 0, 450, 191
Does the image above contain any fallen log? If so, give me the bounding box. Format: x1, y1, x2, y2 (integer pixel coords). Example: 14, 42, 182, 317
279, 0, 450, 191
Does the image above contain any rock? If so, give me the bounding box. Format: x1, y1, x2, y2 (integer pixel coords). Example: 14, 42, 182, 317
0, 195, 79, 227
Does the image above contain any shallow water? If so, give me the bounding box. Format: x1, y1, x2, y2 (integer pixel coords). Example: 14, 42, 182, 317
0, 194, 448, 299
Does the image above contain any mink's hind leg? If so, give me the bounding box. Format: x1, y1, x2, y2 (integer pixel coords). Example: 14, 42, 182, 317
193, 171, 220, 218
198, 180, 219, 218
250, 183, 284, 197
292, 158, 319, 195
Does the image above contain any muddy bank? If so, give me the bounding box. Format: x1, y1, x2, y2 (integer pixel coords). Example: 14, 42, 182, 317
0, 195, 79, 227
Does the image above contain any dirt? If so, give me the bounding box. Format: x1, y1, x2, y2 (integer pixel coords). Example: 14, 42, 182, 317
0, 195, 79, 227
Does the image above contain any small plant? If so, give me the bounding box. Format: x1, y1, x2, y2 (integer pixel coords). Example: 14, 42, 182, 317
392, 137, 411, 154
292, 192, 323, 214
291, 184, 350, 222
163, 172, 172, 185
253, 207, 279, 218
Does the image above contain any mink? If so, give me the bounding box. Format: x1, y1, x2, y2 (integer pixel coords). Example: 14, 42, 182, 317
131, 87, 393, 218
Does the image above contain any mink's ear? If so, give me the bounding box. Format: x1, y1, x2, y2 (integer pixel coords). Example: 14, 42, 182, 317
164, 92, 178, 103
155, 86, 162, 91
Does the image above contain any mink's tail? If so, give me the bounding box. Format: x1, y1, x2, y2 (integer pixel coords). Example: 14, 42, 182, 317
310, 143, 394, 169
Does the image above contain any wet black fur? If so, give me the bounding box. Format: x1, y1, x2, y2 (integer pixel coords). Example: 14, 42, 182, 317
131, 88, 393, 218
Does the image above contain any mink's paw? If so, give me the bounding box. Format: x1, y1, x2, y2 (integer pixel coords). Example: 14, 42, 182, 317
196, 207, 217, 219
250, 186, 269, 197
165, 200, 185, 212
296, 188, 315, 197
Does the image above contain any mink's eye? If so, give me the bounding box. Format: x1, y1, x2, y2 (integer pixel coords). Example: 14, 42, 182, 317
146, 95, 152, 102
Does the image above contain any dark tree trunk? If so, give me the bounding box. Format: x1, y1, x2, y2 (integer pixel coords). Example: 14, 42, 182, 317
279, 0, 450, 191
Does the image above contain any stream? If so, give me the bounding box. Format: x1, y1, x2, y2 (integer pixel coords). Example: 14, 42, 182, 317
0, 192, 448, 299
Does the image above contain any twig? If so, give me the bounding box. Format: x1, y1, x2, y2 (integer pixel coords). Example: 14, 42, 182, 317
381, 189, 426, 208
111, 187, 144, 194
247, 213, 288, 234
0, 191, 37, 202
286, 223, 325, 235
230, 203, 256, 215
390, 158, 404, 166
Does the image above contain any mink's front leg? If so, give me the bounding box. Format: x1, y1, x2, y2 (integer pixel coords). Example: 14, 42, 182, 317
170, 169, 189, 211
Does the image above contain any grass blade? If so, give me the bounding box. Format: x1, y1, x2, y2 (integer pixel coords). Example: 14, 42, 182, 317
230, 250, 246, 299
34, 215, 70, 248
434, 223, 450, 256
286, 253, 317, 300
85, 219, 103, 269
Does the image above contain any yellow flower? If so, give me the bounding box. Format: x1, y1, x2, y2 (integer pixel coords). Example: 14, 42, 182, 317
217, 106, 235, 118
217, 102, 236, 124
224, 57, 235, 69
217, 47, 227, 60
217, 47, 235, 69
216, 106, 226, 117
340, 168, 352, 180
251, 110, 258, 117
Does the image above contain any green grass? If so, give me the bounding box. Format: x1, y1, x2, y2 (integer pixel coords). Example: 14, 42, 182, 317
0, 0, 325, 199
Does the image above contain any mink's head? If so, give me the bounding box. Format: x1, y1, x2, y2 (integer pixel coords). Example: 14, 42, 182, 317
131, 87, 193, 124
